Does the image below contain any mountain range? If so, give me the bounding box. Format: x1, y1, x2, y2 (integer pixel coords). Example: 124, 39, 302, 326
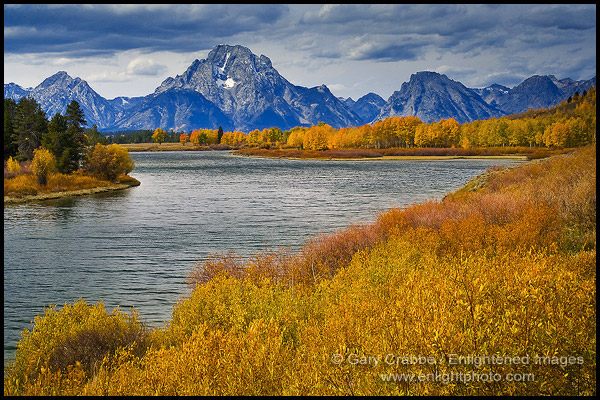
4, 44, 596, 132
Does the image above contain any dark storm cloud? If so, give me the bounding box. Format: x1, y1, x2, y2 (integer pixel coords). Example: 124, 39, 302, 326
518, 4, 596, 31
5, 4, 595, 64
297, 4, 596, 63
347, 40, 425, 62
299, 4, 500, 37
296, 4, 503, 62
4, 4, 290, 56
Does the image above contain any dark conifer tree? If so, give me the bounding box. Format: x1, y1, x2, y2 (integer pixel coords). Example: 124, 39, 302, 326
61, 100, 87, 173
4, 98, 19, 159
218, 125, 224, 144
14, 97, 48, 160
42, 113, 72, 173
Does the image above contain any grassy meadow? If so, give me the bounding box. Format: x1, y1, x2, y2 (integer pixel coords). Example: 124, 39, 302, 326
3, 145, 596, 395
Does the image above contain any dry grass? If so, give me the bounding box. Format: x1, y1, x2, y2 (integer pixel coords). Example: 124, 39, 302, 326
4, 172, 140, 204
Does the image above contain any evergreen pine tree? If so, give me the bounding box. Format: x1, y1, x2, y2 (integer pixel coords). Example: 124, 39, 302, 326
4, 98, 18, 159
218, 125, 224, 144
14, 97, 48, 160
61, 100, 87, 173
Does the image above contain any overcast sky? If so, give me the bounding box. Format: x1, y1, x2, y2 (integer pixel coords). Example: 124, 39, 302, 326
4, 4, 597, 101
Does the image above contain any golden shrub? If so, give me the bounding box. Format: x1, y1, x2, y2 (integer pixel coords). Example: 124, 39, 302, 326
84, 143, 135, 181
6, 156, 21, 174
4, 300, 148, 396
31, 147, 56, 185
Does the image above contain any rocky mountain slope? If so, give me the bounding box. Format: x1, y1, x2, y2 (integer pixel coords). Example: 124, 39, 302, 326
374, 71, 505, 124
148, 44, 361, 131
340, 93, 387, 125
6, 71, 121, 128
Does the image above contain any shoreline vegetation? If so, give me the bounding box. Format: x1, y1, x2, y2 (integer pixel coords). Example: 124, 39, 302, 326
4, 174, 140, 205
121, 142, 571, 161
5, 98, 139, 206
4, 143, 139, 206
230, 146, 553, 161
121, 142, 232, 152
4, 144, 595, 396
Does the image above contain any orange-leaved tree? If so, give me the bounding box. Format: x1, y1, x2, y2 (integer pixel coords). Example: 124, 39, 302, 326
180, 133, 189, 146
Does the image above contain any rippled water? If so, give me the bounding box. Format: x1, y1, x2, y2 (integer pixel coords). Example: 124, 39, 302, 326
3, 151, 522, 362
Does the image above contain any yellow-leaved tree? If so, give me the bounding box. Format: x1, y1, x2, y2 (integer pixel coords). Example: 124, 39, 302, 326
84, 143, 135, 181
31, 147, 56, 185
152, 128, 166, 145
6, 156, 21, 175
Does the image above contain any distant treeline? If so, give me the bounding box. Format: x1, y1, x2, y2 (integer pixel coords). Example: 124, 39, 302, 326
7, 86, 595, 156
269, 86, 595, 150
106, 129, 181, 144
114, 86, 595, 150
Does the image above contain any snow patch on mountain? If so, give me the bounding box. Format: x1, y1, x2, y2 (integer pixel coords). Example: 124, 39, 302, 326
216, 77, 237, 89
218, 52, 231, 75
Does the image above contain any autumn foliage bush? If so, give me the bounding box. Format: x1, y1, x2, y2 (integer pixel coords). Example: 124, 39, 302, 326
4, 174, 40, 196
5, 145, 596, 395
6, 156, 22, 175
84, 143, 135, 181
186, 222, 382, 288
3, 301, 148, 396
31, 147, 56, 185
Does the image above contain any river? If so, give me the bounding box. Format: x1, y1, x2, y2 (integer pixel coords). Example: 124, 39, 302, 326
3, 150, 522, 362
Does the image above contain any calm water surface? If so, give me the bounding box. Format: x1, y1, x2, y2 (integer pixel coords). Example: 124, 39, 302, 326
4, 151, 522, 361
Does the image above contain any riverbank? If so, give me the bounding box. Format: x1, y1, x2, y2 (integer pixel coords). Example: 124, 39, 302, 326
121, 143, 232, 152
120, 143, 567, 160
4, 145, 595, 396
234, 153, 529, 161
231, 146, 567, 160
4, 175, 140, 205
